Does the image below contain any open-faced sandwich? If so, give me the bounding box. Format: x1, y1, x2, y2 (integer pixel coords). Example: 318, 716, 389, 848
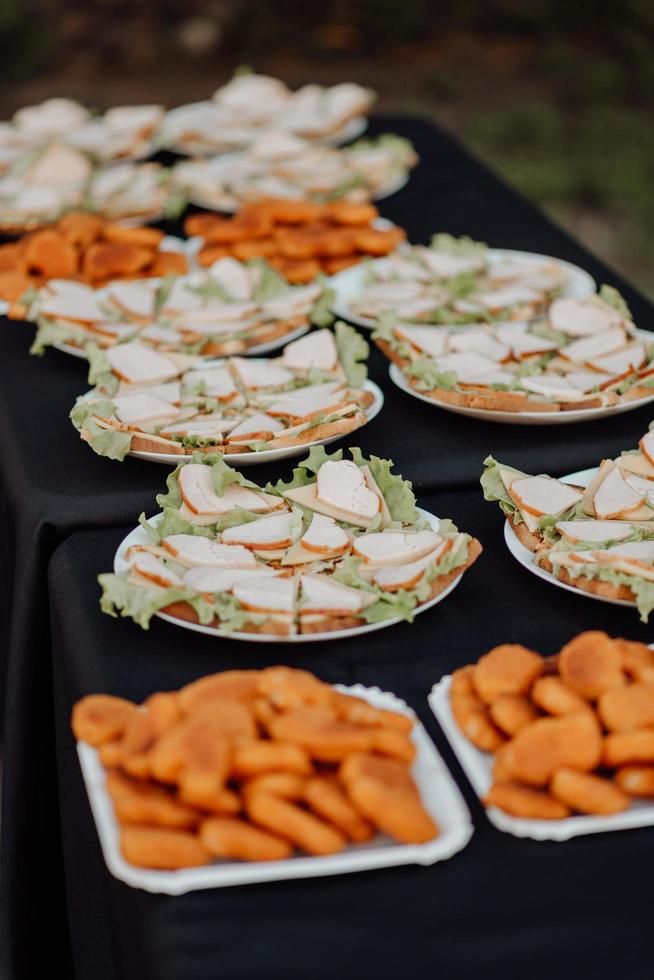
70, 323, 377, 461
28, 256, 335, 357
100, 447, 481, 637
171, 132, 417, 212
482, 431, 654, 620
161, 73, 374, 154
185, 198, 405, 284
375, 286, 654, 415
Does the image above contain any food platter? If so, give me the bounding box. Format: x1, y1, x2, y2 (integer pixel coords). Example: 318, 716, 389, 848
113, 508, 466, 644
77, 681, 473, 893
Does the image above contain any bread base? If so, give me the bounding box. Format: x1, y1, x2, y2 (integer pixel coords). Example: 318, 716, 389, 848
537, 557, 637, 605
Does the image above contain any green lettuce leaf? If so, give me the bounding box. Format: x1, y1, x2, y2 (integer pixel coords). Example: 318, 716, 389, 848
30, 318, 89, 356
335, 320, 368, 386
348, 447, 418, 523
86, 342, 119, 394
599, 284, 632, 321
310, 283, 336, 327
407, 355, 457, 391
99, 573, 219, 630
430, 232, 487, 259
69, 396, 117, 431
480, 455, 525, 522
80, 417, 133, 461
544, 558, 654, 623
249, 260, 288, 302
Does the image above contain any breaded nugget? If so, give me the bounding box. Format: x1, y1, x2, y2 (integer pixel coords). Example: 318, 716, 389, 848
275, 228, 321, 260
615, 765, 654, 797
351, 226, 405, 255
57, 211, 104, 249
251, 697, 277, 732
598, 682, 654, 732
558, 631, 625, 700
325, 200, 379, 225
242, 772, 306, 800
231, 238, 278, 261
269, 257, 321, 283
102, 223, 164, 247
82, 242, 152, 281
148, 251, 188, 276
471, 644, 543, 704
200, 816, 292, 862
261, 198, 325, 224
178, 670, 260, 714
502, 712, 602, 786
120, 826, 210, 869
550, 767, 630, 815
484, 782, 571, 819
0, 242, 22, 272
269, 707, 376, 762
322, 255, 361, 275
603, 730, 654, 767
196, 244, 231, 266
311, 228, 356, 258
107, 770, 198, 828
492, 744, 515, 782
303, 775, 374, 842
21, 229, 78, 279
0, 270, 35, 302
189, 787, 241, 815
489, 694, 539, 736
370, 728, 416, 763
330, 691, 413, 733
340, 753, 438, 844
531, 676, 591, 716
116, 692, 182, 778
615, 639, 654, 683
232, 740, 313, 777
148, 713, 232, 807
184, 213, 224, 237
258, 667, 332, 710
450, 665, 475, 696
450, 691, 505, 752
246, 790, 346, 856
71, 693, 137, 746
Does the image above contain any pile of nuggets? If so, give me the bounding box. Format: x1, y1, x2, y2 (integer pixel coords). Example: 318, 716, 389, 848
451, 631, 654, 819
0, 212, 188, 304
185, 198, 405, 284
72, 666, 437, 869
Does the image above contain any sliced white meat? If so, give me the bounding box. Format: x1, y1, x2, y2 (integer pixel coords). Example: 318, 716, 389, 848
282, 328, 338, 372
112, 393, 181, 427
261, 284, 321, 320
233, 575, 297, 614
106, 341, 179, 384
159, 280, 204, 315
230, 358, 294, 390
162, 534, 256, 568
107, 281, 155, 319
160, 417, 238, 438
549, 297, 621, 337
417, 248, 484, 279
207, 256, 253, 301
587, 343, 646, 375
616, 453, 654, 481
222, 511, 296, 550
140, 381, 181, 404
352, 529, 442, 567
559, 326, 628, 363
431, 351, 504, 383
299, 574, 374, 615
26, 143, 91, 186
394, 325, 447, 358
359, 281, 427, 305
128, 552, 183, 588
593, 466, 645, 520
300, 514, 350, 555
509, 475, 583, 518
555, 520, 637, 544
178, 464, 282, 519
640, 431, 654, 466
623, 473, 654, 507
447, 329, 510, 362
14, 97, 90, 136
179, 301, 258, 324
371, 541, 449, 591
185, 365, 238, 400
519, 375, 594, 403
504, 332, 558, 358
256, 381, 343, 405
265, 391, 345, 420
459, 368, 516, 387
226, 413, 284, 440
39, 291, 107, 323
565, 371, 612, 392
473, 285, 543, 311
139, 324, 184, 346
316, 460, 380, 521
183, 565, 281, 593
594, 540, 654, 561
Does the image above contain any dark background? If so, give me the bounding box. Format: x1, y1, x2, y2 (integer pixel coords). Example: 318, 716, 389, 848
1, 1, 652, 299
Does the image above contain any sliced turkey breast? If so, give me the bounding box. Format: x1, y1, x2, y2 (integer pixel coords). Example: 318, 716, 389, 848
162, 534, 256, 568
221, 511, 296, 550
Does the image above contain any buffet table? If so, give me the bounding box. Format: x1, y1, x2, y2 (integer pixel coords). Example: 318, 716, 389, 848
1, 116, 653, 978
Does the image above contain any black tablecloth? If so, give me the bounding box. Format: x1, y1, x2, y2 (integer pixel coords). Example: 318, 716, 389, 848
49, 488, 653, 980
2, 114, 654, 977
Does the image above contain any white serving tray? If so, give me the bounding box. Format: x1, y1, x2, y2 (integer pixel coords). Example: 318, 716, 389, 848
388, 357, 654, 425
429, 675, 654, 840
77, 682, 473, 893
330, 248, 597, 330
114, 508, 466, 643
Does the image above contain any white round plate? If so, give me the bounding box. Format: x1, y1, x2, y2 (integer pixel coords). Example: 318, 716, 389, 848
330, 248, 597, 330
388, 355, 654, 426
321, 116, 368, 146
504, 465, 635, 609
167, 116, 368, 157
127, 379, 384, 465
113, 507, 465, 643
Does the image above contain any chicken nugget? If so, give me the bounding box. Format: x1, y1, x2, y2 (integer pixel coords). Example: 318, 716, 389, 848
330, 691, 413, 733
325, 200, 379, 226
615, 765, 654, 797
269, 708, 375, 762
184, 213, 224, 238
371, 728, 416, 763
57, 211, 104, 249
107, 770, 198, 828
271, 257, 321, 284
489, 694, 539, 736
351, 226, 406, 256
492, 744, 515, 782
148, 251, 188, 277
102, 224, 164, 248
178, 670, 260, 714
196, 244, 231, 266
0, 241, 22, 272
232, 740, 313, 778
471, 644, 543, 705
311, 228, 356, 258
303, 775, 374, 842
559, 631, 625, 700
615, 639, 654, 683
261, 198, 325, 224
0, 270, 35, 303
531, 676, 591, 716
242, 772, 306, 800
484, 782, 571, 820
252, 697, 278, 732
82, 242, 152, 281
598, 682, 654, 732
120, 826, 210, 869
246, 791, 346, 855
186, 787, 241, 815
503, 712, 602, 786
148, 714, 232, 807
450, 692, 505, 752
450, 665, 475, 696
603, 730, 654, 767
321, 255, 361, 275
115, 691, 182, 778
258, 667, 332, 710
231, 238, 279, 261
71, 693, 138, 746
21, 229, 78, 279
340, 753, 438, 844
550, 767, 630, 815
200, 816, 292, 862
275, 228, 320, 260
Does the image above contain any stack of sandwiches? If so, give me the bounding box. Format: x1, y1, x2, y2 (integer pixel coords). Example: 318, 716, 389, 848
29, 256, 334, 357
376, 287, 653, 414
482, 431, 654, 620
100, 448, 481, 636
70, 323, 375, 461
